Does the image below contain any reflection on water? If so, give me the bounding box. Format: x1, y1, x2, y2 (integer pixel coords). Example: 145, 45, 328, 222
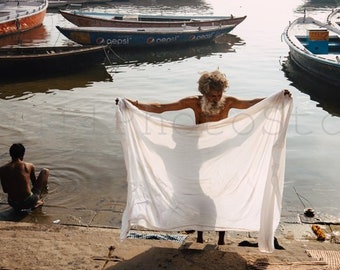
282, 54, 340, 117
300, 0, 339, 9
0, 65, 112, 100
0, 25, 48, 48
105, 34, 244, 66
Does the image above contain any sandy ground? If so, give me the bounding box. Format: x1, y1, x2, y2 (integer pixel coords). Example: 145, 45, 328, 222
1, 220, 340, 270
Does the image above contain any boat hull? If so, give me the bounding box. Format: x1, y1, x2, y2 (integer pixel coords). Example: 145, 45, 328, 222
56, 25, 236, 48
288, 46, 340, 86
0, 1, 48, 37
0, 45, 108, 79
282, 55, 340, 116
59, 10, 246, 28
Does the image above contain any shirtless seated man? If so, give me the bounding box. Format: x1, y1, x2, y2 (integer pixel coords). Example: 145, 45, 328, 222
0, 143, 49, 211
126, 70, 291, 245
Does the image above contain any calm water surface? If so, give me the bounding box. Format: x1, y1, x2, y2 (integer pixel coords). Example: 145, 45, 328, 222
0, 0, 339, 224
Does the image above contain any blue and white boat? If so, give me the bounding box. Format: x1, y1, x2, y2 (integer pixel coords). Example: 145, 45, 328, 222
282, 15, 340, 86
56, 24, 237, 48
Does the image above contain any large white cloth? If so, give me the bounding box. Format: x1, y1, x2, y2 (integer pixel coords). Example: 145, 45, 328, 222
116, 91, 293, 253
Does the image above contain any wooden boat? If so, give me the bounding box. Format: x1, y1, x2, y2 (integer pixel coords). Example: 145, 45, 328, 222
282, 15, 340, 86
327, 8, 340, 29
59, 9, 246, 28
56, 24, 238, 48
59, 9, 246, 29
0, 0, 48, 37
0, 45, 108, 79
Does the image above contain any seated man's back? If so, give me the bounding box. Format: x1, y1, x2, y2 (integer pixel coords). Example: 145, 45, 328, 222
0, 160, 33, 202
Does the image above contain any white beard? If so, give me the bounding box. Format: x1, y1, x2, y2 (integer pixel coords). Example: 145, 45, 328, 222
200, 96, 225, 115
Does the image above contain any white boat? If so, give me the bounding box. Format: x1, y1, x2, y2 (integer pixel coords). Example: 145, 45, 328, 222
282, 15, 340, 86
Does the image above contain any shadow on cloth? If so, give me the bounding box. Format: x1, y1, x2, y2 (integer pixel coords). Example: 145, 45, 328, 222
106, 246, 247, 270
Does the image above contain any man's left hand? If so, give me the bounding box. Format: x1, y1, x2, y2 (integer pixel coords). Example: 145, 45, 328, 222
283, 89, 292, 97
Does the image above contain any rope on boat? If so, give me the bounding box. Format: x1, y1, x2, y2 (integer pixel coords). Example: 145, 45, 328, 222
105, 46, 128, 63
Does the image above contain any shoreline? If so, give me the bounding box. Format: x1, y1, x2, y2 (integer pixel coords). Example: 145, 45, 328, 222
1, 219, 340, 269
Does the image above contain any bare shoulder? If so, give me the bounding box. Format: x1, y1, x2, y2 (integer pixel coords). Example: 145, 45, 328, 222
224, 95, 264, 109
166, 95, 200, 110
21, 162, 34, 174
177, 95, 199, 101
25, 162, 34, 166
224, 96, 239, 104
178, 96, 199, 105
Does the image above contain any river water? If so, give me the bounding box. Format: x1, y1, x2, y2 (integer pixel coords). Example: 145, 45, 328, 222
0, 0, 339, 224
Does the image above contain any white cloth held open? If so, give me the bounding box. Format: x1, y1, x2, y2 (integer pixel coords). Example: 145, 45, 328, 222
116, 91, 293, 253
